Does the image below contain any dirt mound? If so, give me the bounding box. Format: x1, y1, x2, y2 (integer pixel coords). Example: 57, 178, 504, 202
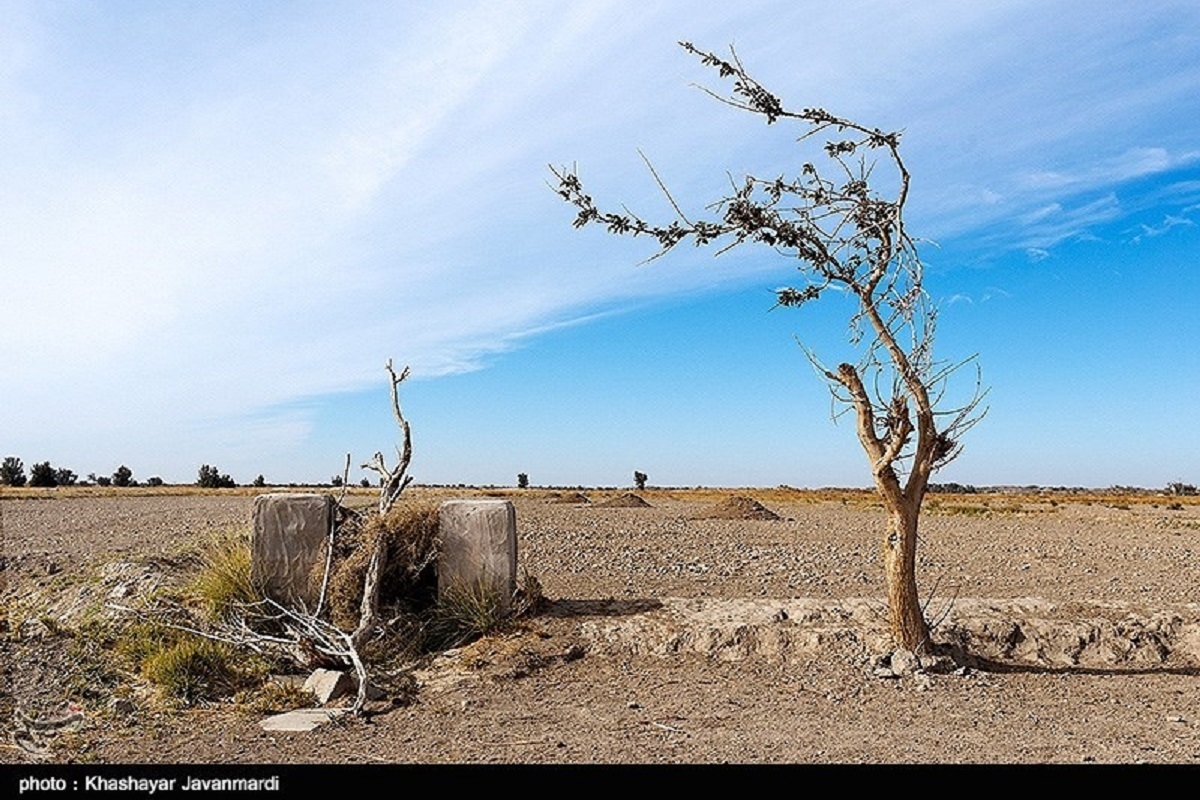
694, 494, 781, 521
594, 492, 652, 508
548, 492, 590, 504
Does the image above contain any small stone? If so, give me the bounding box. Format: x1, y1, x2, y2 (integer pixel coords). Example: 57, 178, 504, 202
563, 644, 585, 662
627, 701, 641, 709
108, 698, 135, 715
303, 669, 353, 704
19, 618, 51, 639
890, 649, 921, 677
772, 609, 789, 622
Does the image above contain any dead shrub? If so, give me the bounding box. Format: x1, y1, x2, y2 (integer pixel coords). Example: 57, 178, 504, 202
322, 500, 440, 632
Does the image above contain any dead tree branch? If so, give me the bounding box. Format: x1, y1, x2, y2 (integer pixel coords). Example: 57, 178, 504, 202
362, 360, 414, 517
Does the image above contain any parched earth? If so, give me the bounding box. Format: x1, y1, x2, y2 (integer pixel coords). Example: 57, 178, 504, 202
3, 488, 1200, 766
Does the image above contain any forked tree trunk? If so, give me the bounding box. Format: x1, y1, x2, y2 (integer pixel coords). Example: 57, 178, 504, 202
882, 500, 930, 652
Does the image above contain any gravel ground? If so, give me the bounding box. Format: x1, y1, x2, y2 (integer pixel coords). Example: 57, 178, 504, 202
3, 488, 1200, 766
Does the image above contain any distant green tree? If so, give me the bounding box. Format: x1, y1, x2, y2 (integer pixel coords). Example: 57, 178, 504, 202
197, 464, 236, 489
95, 476, 112, 487
145, 476, 164, 487
359, 477, 371, 488
517, 473, 529, 489
112, 465, 134, 487
1, 456, 26, 487
28, 461, 57, 487
252, 474, 266, 488
54, 467, 78, 486
330, 475, 344, 487
633, 471, 648, 491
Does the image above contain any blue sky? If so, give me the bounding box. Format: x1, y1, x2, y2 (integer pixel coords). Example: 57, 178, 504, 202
2, 1, 1198, 488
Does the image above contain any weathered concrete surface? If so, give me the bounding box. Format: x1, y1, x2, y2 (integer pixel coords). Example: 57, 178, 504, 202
303, 669, 353, 704
437, 500, 517, 611
251, 493, 334, 610
258, 709, 349, 732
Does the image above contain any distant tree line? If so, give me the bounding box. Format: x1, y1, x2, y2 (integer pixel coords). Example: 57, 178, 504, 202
927, 482, 979, 494
0, 455, 241, 489
0, 456, 158, 488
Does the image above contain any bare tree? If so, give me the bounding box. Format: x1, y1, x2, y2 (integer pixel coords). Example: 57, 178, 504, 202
551, 42, 985, 653
362, 360, 415, 517
354, 359, 417, 651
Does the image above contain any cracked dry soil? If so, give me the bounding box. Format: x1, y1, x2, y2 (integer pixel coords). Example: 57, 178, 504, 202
3, 488, 1200, 765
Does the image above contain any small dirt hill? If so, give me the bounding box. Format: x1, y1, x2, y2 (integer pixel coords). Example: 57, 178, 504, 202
694, 495, 781, 521
594, 492, 652, 508
548, 492, 590, 504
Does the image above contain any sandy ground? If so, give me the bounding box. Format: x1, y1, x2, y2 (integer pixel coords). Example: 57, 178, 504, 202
3, 487, 1200, 766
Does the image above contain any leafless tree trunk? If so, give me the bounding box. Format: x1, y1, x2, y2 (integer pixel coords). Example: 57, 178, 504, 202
363, 359, 414, 517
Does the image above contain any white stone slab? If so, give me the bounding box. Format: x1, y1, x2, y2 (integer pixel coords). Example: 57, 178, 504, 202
259, 708, 349, 732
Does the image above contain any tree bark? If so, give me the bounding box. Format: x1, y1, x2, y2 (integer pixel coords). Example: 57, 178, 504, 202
882, 501, 930, 652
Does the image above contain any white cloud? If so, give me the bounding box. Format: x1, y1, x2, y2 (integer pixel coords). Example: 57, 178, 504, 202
4, 0, 1200, 481
1128, 213, 1197, 244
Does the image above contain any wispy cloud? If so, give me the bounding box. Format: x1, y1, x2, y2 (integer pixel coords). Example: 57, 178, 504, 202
1128, 214, 1197, 244
4, 0, 1200, 481
1014, 194, 1124, 250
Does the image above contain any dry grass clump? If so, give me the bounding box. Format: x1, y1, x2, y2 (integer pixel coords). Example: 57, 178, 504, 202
188, 528, 263, 620
693, 494, 781, 521
424, 569, 545, 652
235, 679, 317, 714
323, 500, 441, 632
424, 580, 509, 651
112, 621, 271, 707
140, 637, 244, 705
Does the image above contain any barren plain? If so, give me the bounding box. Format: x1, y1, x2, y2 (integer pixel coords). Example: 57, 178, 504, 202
3, 486, 1200, 765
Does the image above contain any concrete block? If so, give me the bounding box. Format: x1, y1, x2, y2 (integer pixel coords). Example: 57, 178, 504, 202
437, 500, 517, 612
251, 493, 334, 610
303, 669, 353, 704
